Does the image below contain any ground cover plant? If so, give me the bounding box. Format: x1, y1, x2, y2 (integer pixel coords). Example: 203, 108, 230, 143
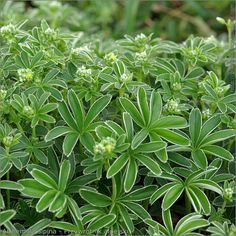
0, 9, 235, 236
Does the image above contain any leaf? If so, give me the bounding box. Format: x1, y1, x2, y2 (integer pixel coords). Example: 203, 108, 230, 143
138, 154, 162, 176
151, 116, 187, 129
63, 132, 79, 156
49, 221, 78, 232
122, 201, 150, 220
200, 129, 235, 146
189, 108, 202, 146
22, 219, 51, 236
107, 154, 128, 178
190, 186, 211, 215
161, 184, 184, 210
131, 128, 148, 149
121, 185, 156, 201
49, 192, 67, 213
58, 101, 78, 130
192, 149, 208, 170
80, 132, 95, 153
156, 129, 189, 145
203, 145, 234, 161
58, 160, 71, 192
162, 210, 173, 234
0, 181, 23, 190
123, 112, 133, 142
193, 179, 222, 195
68, 90, 84, 131
119, 97, 144, 127
45, 126, 72, 141
36, 190, 57, 212
79, 189, 111, 207
118, 204, 134, 233
137, 87, 149, 124
87, 214, 116, 231
84, 95, 111, 128
0, 210, 16, 226
136, 141, 166, 153
19, 179, 49, 198
149, 91, 162, 125
150, 183, 175, 205
124, 158, 137, 192
31, 169, 58, 189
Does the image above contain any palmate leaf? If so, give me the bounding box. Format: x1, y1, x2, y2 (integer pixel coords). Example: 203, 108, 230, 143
45, 90, 111, 156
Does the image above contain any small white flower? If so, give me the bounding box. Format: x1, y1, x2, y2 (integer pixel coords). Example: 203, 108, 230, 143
120, 73, 132, 83
172, 82, 182, 91
165, 99, 180, 113
202, 109, 211, 119
0, 23, 16, 39
3, 136, 14, 147
76, 65, 92, 79
94, 143, 105, 155
104, 52, 117, 63
17, 68, 34, 82
135, 51, 147, 62
0, 89, 7, 100
22, 106, 35, 118
72, 45, 91, 56
135, 33, 147, 41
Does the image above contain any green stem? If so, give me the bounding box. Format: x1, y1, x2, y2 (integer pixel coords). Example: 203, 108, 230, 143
6, 146, 10, 209
185, 191, 191, 214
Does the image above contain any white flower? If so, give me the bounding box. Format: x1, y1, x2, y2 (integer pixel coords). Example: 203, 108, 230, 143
17, 68, 34, 82
104, 52, 117, 63
202, 109, 211, 119
76, 65, 92, 79
94, 137, 116, 155
120, 73, 132, 83
94, 143, 106, 155
135, 33, 147, 42
0, 23, 16, 39
135, 51, 147, 62
22, 106, 35, 118
72, 45, 91, 56
3, 136, 14, 147
165, 99, 180, 113
0, 89, 7, 100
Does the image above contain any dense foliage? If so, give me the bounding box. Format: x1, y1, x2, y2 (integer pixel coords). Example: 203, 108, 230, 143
0, 5, 235, 236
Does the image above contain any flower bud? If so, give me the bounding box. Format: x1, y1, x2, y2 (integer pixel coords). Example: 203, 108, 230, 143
0, 23, 16, 40
0, 89, 7, 100
3, 136, 14, 147
22, 106, 35, 118
17, 69, 34, 82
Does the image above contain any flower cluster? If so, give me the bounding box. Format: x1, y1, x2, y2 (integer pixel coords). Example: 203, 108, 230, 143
94, 137, 116, 155
17, 69, 34, 82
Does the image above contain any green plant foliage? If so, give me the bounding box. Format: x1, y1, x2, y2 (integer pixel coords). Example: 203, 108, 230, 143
0, 10, 235, 236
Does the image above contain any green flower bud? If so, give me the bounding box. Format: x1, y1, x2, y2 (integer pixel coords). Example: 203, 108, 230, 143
223, 187, 234, 202
172, 82, 182, 91
22, 105, 35, 118
0, 89, 7, 100
76, 65, 92, 81
104, 52, 117, 64
3, 136, 14, 147
165, 99, 180, 114
135, 51, 147, 62
120, 73, 132, 83
17, 68, 34, 82
0, 23, 16, 40
202, 109, 211, 119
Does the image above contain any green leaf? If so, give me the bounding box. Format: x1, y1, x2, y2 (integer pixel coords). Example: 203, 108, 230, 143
161, 184, 183, 210
49, 221, 78, 232
36, 190, 57, 212
79, 189, 111, 207
136, 141, 166, 153
189, 109, 202, 146
150, 183, 175, 205
192, 179, 222, 195
151, 116, 187, 129
190, 186, 211, 215
124, 158, 137, 192
123, 112, 133, 142
118, 204, 134, 233
63, 132, 79, 156
156, 129, 189, 145
19, 179, 50, 198
49, 192, 67, 213
58, 160, 71, 192
162, 210, 173, 234
149, 91, 162, 125
31, 169, 58, 189
87, 214, 116, 231
107, 154, 128, 178
22, 219, 51, 236
120, 97, 144, 127
0, 181, 23, 190
80, 132, 95, 153
137, 87, 149, 125
0, 210, 16, 226
68, 90, 84, 131
138, 154, 162, 176
200, 129, 235, 146
131, 128, 148, 149
45, 126, 72, 141
122, 201, 150, 220
84, 95, 111, 128
192, 149, 208, 170
58, 101, 78, 130
203, 145, 234, 161
121, 185, 156, 201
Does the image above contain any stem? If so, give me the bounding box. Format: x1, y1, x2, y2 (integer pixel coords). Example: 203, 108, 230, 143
6, 171, 10, 209
6, 146, 10, 209
185, 191, 191, 214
